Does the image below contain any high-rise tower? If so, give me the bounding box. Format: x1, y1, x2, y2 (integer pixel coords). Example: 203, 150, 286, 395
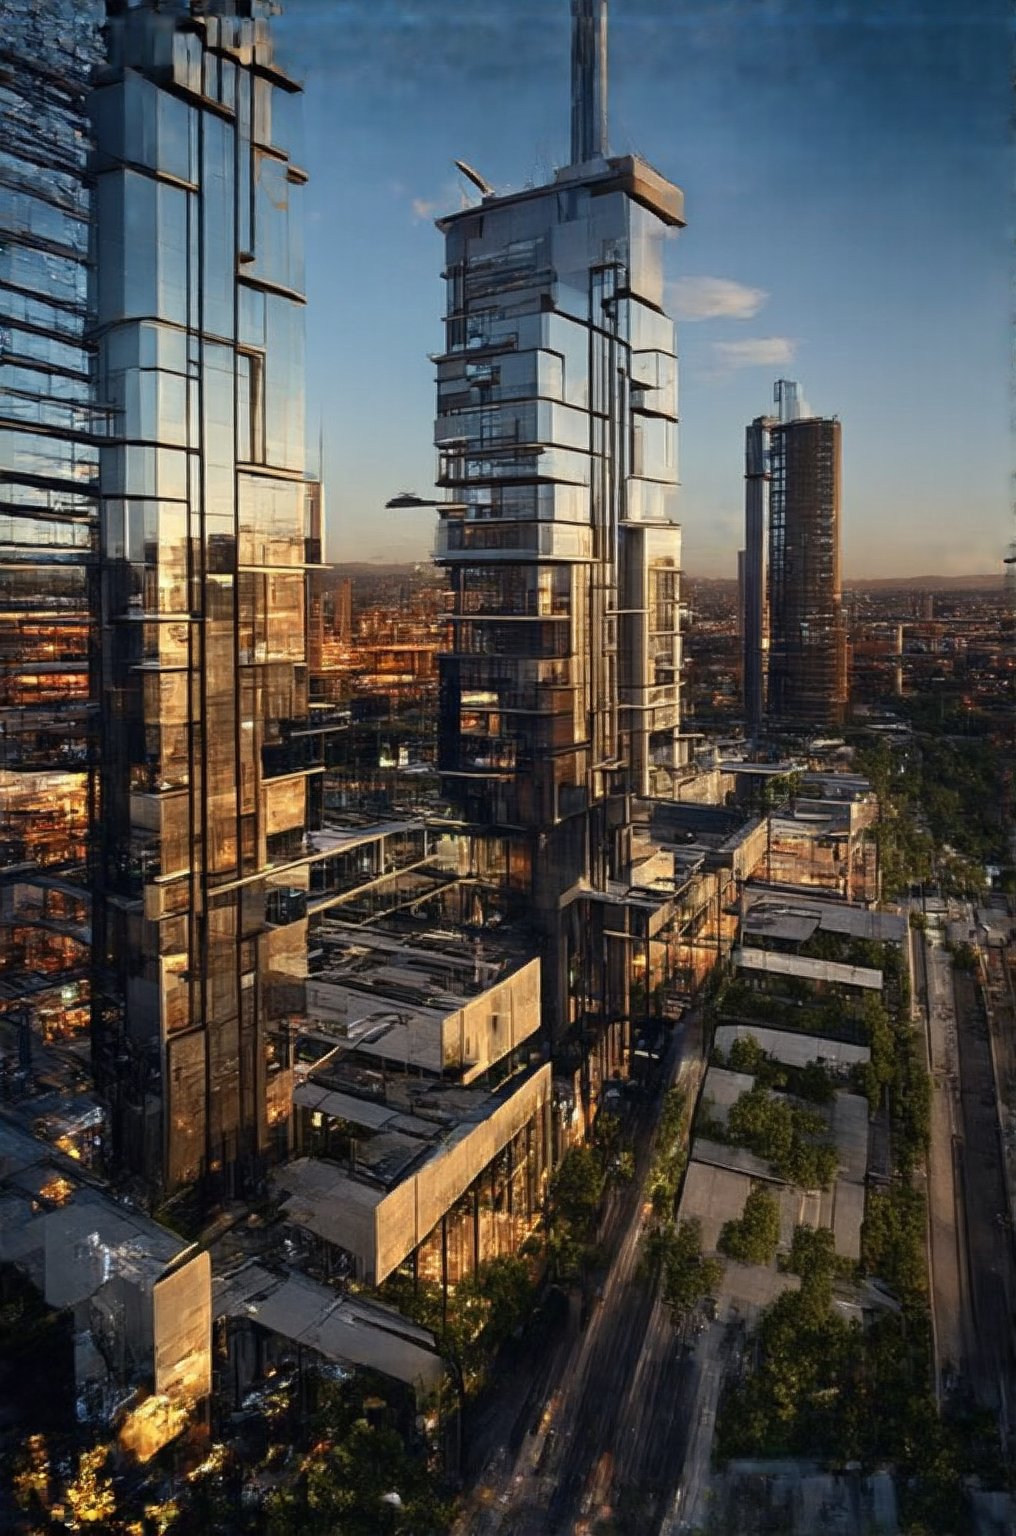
742, 415, 772, 737
0, 1, 104, 1028
89, 0, 312, 1195
434, 0, 686, 1031
741, 381, 848, 733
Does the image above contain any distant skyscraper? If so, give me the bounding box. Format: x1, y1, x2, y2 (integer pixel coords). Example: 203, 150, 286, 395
741, 381, 848, 733
90, 0, 311, 1194
742, 415, 772, 736
434, 0, 686, 1030
335, 575, 353, 644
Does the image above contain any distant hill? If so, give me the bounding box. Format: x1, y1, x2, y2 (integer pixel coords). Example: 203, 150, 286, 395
329, 562, 1004, 593
684, 573, 1003, 592
841, 574, 1003, 592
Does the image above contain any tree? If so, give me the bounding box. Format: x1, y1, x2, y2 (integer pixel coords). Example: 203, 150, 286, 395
64, 1445, 118, 1528
727, 1085, 795, 1167
550, 1145, 604, 1233
784, 1224, 840, 1317
862, 1186, 928, 1301
646, 1086, 689, 1219
728, 1034, 766, 1074
726, 1086, 838, 1189
592, 1111, 622, 1153
797, 1059, 835, 1105
646, 1219, 723, 1320
719, 1185, 780, 1265
467, 1255, 535, 1349
266, 1418, 454, 1536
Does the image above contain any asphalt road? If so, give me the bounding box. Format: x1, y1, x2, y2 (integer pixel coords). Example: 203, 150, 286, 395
456, 1024, 710, 1535
952, 950, 1015, 1422
919, 920, 969, 1383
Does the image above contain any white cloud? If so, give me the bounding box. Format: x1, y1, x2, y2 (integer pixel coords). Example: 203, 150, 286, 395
411, 196, 440, 220
668, 275, 768, 322
709, 336, 796, 374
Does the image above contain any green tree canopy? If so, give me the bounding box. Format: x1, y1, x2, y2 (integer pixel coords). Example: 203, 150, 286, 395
719, 1185, 781, 1266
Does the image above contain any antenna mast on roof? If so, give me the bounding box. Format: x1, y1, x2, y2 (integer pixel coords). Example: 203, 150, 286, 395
571, 0, 608, 165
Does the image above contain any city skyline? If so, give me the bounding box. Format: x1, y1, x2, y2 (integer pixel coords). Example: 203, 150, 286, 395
277, 0, 1009, 579
1, 3, 1014, 1527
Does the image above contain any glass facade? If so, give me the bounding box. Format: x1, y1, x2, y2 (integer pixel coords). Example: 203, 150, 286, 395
767, 417, 849, 728
0, 0, 104, 1037
90, 1, 312, 1195
434, 157, 687, 1027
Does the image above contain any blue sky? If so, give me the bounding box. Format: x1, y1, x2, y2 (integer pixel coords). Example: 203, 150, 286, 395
278, 0, 1010, 578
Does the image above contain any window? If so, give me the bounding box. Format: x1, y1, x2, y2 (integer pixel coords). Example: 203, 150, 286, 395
237, 350, 265, 463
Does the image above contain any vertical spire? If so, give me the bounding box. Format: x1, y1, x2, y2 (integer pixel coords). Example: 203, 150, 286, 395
571, 0, 608, 165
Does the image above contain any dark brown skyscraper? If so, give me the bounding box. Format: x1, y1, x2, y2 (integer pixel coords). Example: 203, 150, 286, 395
767, 412, 848, 728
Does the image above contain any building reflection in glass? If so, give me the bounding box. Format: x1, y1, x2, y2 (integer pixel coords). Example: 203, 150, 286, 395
90, 1, 312, 1197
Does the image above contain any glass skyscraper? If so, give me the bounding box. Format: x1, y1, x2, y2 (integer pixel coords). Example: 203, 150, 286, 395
434, 0, 686, 1032
0, 1, 104, 1007
90, 0, 312, 1195
742, 383, 849, 734
767, 413, 848, 728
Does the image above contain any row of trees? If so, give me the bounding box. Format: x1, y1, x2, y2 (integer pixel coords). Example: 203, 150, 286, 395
716, 730, 991, 1529
9, 1369, 458, 1536
645, 1218, 723, 1320
857, 734, 1006, 898
646, 1086, 690, 1220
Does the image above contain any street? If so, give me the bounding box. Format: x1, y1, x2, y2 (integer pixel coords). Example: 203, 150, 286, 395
920, 898, 1015, 1428
917, 913, 969, 1384
456, 1027, 711, 1535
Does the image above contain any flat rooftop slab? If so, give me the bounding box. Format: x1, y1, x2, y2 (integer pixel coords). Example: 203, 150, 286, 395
734, 945, 883, 991
214, 1262, 443, 1395
714, 1023, 871, 1070
680, 1152, 863, 1263
742, 891, 907, 946
700, 1066, 757, 1128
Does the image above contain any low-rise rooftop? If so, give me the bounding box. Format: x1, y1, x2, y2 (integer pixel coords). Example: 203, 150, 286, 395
714, 1024, 870, 1071
742, 891, 907, 946
733, 946, 884, 991
214, 1262, 444, 1396
274, 1062, 552, 1284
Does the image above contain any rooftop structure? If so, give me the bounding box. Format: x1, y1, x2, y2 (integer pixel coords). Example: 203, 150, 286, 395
713, 1022, 870, 1071
684, 1064, 869, 1271
214, 1260, 444, 1398
0, 1116, 211, 1454
305, 918, 541, 1080
740, 892, 907, 947
276, 1060, 551, 1287
270, 904, 551, 1292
